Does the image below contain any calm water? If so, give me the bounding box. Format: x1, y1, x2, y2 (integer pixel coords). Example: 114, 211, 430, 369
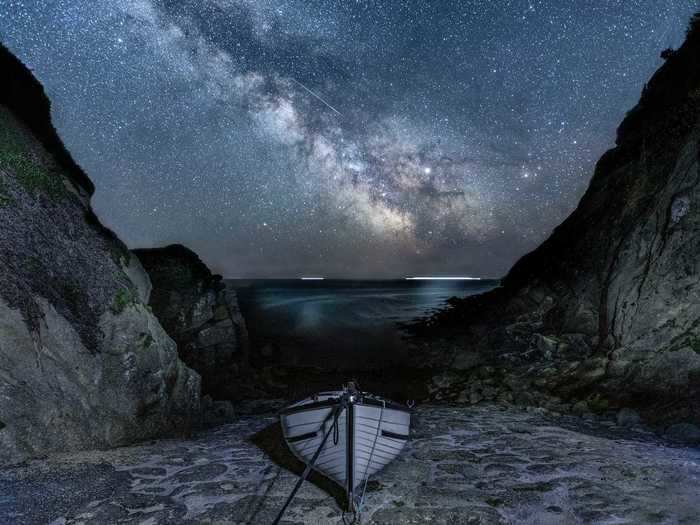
231, 279, 498, 368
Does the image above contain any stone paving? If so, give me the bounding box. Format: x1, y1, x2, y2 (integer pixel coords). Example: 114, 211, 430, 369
1, 404, 699, 524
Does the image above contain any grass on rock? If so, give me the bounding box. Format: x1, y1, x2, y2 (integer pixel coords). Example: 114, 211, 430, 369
0, 114, 67, 199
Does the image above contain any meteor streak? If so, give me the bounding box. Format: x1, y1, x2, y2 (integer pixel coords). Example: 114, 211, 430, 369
292, 78, 343, 117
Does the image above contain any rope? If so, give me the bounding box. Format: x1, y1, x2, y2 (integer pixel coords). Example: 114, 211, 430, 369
356, 400, 384, 519
272, 400, 346, 525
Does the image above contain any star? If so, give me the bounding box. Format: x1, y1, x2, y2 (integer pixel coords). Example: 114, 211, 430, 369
0, 0, 695, 277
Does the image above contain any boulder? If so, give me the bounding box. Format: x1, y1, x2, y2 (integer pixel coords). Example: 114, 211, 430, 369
134, 245, 250, 401
533, 334, 559, 359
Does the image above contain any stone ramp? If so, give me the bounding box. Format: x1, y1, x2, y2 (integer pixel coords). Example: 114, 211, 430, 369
2, 405, 699, 524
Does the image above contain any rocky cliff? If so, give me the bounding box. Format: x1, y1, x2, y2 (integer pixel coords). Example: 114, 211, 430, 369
415, 15, 700, 427
0, 44, 201, 465
134, 245, 249, 402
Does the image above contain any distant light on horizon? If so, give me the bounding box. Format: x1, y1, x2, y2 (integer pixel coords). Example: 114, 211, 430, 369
405, 276, 481, 281
301, 277, 325, 280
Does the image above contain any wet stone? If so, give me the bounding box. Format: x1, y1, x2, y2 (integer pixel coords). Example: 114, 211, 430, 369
437, 463, 481, 478
525, 463, 559, 474
1, 404, 699, 524
131, 467, 168, 477
368, 505, 506, 525
482, 463, 518, 475
170, 463, 228, 483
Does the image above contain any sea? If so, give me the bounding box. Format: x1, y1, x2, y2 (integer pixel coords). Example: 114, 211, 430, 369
230, 279, 498, 369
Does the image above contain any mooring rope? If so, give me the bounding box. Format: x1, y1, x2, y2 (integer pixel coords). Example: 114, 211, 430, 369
272, 399, 346, 525
355, 399, 385, 519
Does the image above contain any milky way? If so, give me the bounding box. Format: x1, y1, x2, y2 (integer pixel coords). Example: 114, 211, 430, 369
1, 1, 697, 277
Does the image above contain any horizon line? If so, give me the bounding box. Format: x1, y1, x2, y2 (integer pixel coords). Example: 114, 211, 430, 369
220, 276, 497, 281
405, 276, 481, 281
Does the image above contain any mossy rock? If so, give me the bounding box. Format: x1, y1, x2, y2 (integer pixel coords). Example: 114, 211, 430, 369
688, 336, 700, 354
0, 115, 67, 199
108, 242, 131, 267
112, 287, 139, 314
0, 192, 13, 207
140, 333, 154, 350
587, 393, 609, 413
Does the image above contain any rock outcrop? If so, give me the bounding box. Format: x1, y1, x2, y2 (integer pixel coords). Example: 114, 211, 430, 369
414, 15, 700, 426
134, 245, 249, 402
0, 44, 200, 465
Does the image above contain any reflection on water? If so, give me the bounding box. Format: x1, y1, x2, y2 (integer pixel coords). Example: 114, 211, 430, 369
231, 279, 498, 369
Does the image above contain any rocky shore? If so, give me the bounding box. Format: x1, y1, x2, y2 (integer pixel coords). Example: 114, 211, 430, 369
409, 13, 700, 429
424, 363, 700, 446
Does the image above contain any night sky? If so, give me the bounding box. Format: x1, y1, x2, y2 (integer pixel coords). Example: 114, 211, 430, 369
2, 1, 697, 278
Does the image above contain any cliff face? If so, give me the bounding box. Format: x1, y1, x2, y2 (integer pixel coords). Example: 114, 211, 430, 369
134, 245, 249, 401
419, 17, 700, 425
0, 44, 201, 465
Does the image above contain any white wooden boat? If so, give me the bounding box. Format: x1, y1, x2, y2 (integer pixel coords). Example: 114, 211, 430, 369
274, 384, 411, 520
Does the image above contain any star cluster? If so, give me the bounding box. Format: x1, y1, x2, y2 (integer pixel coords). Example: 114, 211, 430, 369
1, 1, 696, 277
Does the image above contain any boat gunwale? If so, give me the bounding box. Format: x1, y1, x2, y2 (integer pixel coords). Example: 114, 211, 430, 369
360, 397, 412, 414
280, 396, 412, 417
280, 398, 340, 416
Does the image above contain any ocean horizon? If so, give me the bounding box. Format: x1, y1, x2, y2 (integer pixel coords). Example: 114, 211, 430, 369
231, 278, 499, 368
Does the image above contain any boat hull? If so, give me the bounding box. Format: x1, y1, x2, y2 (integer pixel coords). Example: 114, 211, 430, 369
280, 391, 410, 495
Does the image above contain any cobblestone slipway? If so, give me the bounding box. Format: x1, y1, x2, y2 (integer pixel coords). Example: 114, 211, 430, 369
2, 404, 699, 524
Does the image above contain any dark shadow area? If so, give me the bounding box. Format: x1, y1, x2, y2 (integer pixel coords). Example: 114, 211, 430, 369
235, 365, 433, 408
250, 420, 347, 510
